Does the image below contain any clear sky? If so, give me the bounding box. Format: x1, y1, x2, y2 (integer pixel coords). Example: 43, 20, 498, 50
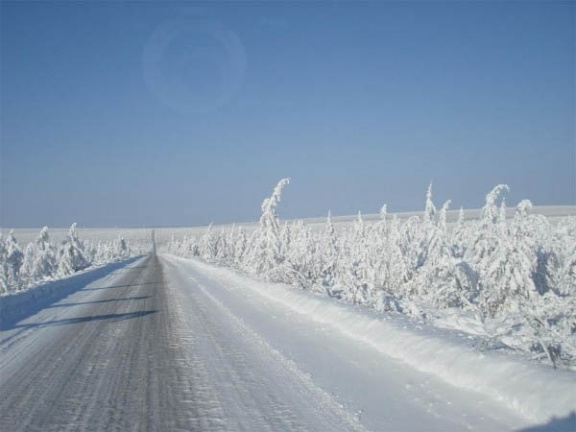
1, 1, 574, 227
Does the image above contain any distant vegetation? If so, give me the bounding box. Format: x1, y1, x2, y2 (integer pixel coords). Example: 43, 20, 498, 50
0, 223, 142, 295
163, 179, 576, 368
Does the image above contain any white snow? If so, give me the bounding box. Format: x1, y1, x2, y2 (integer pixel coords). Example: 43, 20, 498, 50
2, 198, 576, 430
164, 254, 576, 426
0, 256, 144, 329
2, 251, 574, 430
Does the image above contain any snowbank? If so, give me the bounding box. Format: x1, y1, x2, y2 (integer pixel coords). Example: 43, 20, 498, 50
176, 256, 576, 424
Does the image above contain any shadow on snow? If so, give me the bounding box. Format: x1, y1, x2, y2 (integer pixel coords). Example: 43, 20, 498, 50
45, 296, 151, 308
0, 255, 147, 331
10, 310, 158, 330
81, 282, 161, 291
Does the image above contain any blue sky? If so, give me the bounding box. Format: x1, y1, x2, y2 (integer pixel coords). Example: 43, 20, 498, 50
1, 1, 574, 227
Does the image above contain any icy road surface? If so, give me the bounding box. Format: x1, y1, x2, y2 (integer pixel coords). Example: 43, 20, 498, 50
0, 254, 559, 431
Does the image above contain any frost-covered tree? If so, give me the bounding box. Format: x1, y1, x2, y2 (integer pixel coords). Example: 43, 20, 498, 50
280, 222, 293, 263
215, 229, 234, 265
0, 225, 139, 295
245, 178, 290, 276
423, 182, 437, 225
467, 185, 509, 301
199, 224, 218, 261
452, 207, 467, 259
385, 216, 411, 297
477, 221, 538, 316
157, 181, 576, 367
0, 235, 9, 294
21, 227, 57, 285
438, 200, 451, 234
234, 227, 248, 265
4, 231, 24, 290
282, 220, 321, 289
338, 212, 371, 304
556, 223, 576, 296
318, 211, 341, 293
57, 223, 89, 277
482, 185, 510, 225
94, 241, 111, 263
117, 235, 130, 259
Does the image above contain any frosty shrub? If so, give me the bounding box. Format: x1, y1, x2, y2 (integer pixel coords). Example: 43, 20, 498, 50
3, 231, 24, 291
0, 224, 142, 294
20, 227, 57, 285
162, 180, 576, 368
56, 223, 90, 277
249, 178, 291, 276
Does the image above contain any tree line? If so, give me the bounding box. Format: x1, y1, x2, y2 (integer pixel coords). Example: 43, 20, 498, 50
163, 179, 576, 368
1, 223, 136, 294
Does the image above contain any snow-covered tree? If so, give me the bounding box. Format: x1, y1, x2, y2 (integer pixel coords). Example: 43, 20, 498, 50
117, 235, 130, 259
452, 207, 467, 259
423, 182, 437, 225
157, 181, 576, 367
467, 185, 509, 301
0, 235, 9, 294
57, 223, 89, 277
476, 197, 539, 317
0, 225, 140, 295
21, 227, 57, 285
215, 229, 234, 264
4, 231, 24, 290
245, 178, 290, 276
318, 211, 341, 293
199, 224, 218, 261
234, 227, 248, 265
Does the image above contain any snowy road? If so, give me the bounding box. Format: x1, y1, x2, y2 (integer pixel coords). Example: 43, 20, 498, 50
0, 254, 563, 431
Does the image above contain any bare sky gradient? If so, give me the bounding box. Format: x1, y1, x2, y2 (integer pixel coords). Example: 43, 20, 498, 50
1, 2, 574, 227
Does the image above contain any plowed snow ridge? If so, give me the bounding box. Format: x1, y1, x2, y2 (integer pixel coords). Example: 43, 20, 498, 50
169, 255, 576, 424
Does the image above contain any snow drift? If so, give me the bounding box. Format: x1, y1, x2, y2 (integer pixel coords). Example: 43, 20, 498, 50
175, 256, 576, 424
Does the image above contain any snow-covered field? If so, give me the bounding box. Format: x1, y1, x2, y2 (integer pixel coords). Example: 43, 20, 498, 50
3, 205, 574, 246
